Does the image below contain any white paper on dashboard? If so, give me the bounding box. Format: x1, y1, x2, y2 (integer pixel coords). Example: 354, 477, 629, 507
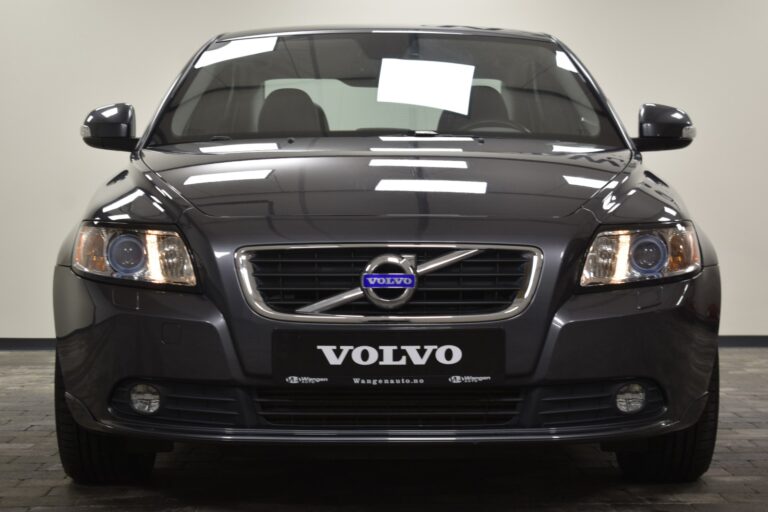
376, 58, 475, 115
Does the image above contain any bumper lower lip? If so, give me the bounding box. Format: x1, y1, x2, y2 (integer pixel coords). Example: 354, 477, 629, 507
75, 406, 682, 446
98, 421, 682, 444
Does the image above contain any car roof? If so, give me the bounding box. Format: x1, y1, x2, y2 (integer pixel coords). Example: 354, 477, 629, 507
218, 25, 555, 43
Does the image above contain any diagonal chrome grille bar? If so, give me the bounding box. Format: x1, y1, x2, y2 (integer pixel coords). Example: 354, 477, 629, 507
416, 249, 481, 275
296, 288, 365, 314
296, 249, 482, 314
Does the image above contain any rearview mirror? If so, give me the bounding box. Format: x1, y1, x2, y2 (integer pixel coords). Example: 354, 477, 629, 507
632, 104, 695, 152
81, 103, 139, 152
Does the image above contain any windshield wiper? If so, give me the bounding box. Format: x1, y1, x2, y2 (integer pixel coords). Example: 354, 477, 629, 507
382, 130, 484, 142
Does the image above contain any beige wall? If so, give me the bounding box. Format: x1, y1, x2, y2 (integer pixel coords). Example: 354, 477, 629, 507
0, 0, 765, 337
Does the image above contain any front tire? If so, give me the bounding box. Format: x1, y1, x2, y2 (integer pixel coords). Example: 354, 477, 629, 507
55, 356, 156, 484
616, 354, 719, 482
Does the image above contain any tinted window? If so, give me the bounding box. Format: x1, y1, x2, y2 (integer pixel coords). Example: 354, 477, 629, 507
149, 33, 624, 147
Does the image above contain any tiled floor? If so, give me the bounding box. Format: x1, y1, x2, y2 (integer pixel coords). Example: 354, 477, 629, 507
0, 348, 766, 511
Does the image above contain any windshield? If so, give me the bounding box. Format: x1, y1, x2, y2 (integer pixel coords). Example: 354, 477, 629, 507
148, 32, 625, 147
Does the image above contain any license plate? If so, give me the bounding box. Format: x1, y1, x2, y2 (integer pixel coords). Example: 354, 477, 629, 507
272, 330, 504, 386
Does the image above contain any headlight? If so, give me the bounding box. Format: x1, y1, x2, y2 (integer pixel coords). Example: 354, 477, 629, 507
581, 222, 701, 286
72, 223, 197, 286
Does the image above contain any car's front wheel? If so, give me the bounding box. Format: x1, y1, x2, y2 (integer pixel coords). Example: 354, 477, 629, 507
55, 356, 156, 484
615, 354, 719, 482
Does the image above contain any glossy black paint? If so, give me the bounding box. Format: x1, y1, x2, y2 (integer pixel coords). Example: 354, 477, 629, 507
633, 104, 695, 152
81, 103, 139, 152
143, 142, 631, 219
56, 26, 719, 445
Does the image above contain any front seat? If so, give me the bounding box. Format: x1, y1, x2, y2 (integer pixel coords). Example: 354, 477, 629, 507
437, 85, 509, 133
258, 88, 325, 136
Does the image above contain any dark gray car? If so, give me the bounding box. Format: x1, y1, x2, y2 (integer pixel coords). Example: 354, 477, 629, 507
54, 26, 720, 484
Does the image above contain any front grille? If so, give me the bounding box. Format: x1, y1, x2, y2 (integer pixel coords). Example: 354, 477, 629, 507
241, 245, 538, 318
536, 381, 665, 428
252, 389, 523, 428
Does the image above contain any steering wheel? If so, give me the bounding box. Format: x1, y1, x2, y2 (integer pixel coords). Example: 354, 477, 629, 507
459, 119, 531, 133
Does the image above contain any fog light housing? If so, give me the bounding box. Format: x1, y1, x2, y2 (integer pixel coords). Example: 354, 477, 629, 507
615, 383, 646, 414
129, 384, 161, 415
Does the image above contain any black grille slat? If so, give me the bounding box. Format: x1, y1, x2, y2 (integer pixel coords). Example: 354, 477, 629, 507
254, 273, 366, 277
539, 405, 615, 416
162, 406, 240, 417
253, 390, 523, 428
261, 410, 518, 418
253, 395, 524, 406
165, 394, 238, 403
256, 287, 519, 292
540, 392, 613, 402
249, 246, 534, 316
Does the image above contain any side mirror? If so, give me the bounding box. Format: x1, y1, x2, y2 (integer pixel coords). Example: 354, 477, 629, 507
81, 103, 139, 151
632, 104, 695, 152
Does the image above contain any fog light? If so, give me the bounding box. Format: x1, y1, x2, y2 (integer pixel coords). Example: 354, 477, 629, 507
129, 384, 161, 414
615, 383, 646, 414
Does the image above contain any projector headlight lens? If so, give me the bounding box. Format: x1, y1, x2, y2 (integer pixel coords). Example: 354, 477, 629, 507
107, 234, 147, 275
581, 222, 700, 286
629, 235, 668, 275
73, 223, 197, 286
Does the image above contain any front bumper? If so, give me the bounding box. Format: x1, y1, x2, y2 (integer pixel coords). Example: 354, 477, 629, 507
64, 389, 700, 444
54, 264, 720, 444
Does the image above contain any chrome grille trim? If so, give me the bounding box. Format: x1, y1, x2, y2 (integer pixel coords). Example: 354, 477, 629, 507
234, 244, 543, 324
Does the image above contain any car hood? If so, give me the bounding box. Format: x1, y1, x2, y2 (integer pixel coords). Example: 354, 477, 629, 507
141, 139, 631, 220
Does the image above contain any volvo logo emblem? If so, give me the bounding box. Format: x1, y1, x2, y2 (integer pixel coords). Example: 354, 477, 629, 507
361, 254, 417, 309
